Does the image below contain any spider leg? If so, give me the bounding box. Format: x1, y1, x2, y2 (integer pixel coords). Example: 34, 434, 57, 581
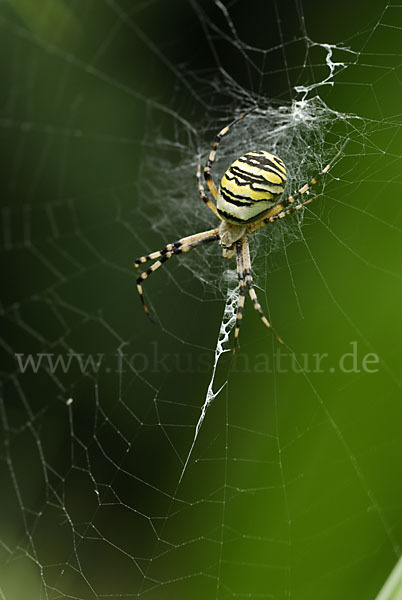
203, 108, 255, 201
247, 146, 343, 235
196, 161, 220, 218
282, 142, 345, 210
241, 236, 284, 345
247, 195, 319, 234
233, 239, 246, 354
135, 228, 219, 267
135, 228, 220, 320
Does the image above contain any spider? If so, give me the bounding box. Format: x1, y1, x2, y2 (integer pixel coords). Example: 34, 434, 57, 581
135, 110, 338, 352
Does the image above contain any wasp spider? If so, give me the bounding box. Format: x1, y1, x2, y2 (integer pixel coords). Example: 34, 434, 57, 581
135, 111, 338, 351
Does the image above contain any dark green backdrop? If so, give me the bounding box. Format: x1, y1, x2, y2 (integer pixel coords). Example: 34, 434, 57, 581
1, 1, 402, 599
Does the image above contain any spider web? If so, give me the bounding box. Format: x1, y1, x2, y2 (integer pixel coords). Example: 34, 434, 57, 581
1, 1, 402, 599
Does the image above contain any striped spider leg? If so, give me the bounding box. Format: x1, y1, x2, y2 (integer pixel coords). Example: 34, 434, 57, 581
233, 236, 284, 354
196, 161, 220, 218
135, 229, 219, 320
247, 146, 344, 236
203, 109, 256, 207
233, 238, 246, 347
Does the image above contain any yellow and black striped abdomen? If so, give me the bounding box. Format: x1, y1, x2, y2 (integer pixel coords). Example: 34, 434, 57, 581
217, 151, 287, 225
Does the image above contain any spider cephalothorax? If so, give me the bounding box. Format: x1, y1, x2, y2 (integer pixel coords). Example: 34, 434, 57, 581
135, 111, 336, 351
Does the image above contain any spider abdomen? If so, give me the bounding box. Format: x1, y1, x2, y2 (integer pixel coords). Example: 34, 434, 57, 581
217, 150, 287, 225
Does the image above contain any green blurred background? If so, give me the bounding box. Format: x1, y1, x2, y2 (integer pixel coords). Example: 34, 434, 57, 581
1, 1, 402, 599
